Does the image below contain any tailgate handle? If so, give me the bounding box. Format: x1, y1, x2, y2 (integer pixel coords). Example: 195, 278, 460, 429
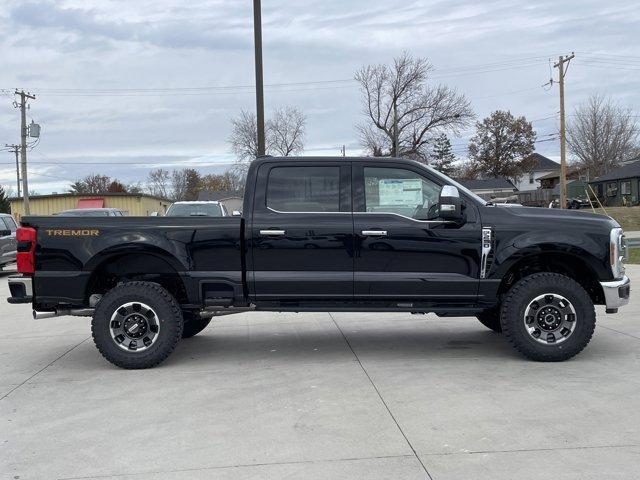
260, 229, 286, 236
362, 230, 387, 236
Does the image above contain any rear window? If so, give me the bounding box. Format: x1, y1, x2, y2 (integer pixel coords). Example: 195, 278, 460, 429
166, 203, 223, 217
267, 166, 340, 212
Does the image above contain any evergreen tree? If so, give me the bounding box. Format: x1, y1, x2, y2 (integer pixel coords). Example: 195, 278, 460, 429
431, 134, 457, 177
0, 185, 10, 214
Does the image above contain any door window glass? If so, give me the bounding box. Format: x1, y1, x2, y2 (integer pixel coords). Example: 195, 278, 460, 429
2, 217, 17, 232
364, 167, 441, 219
267, 166, 340, 212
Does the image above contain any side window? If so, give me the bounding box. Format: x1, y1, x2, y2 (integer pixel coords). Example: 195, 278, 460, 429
267, 166, 340, 212
364, 167, 441, 219
2, 217, 17, 232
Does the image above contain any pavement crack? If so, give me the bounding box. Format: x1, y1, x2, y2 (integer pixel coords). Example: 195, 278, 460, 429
598, 325, 640, 341
423, 442, 640, 456
56, 454, 417, 479
328, 312, 433, 480
1, 336, 90, 401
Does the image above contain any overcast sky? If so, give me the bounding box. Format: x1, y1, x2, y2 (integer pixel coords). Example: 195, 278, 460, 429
1, 0, 638, 194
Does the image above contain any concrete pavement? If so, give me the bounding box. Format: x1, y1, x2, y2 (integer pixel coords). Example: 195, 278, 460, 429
1, 266, 639, 479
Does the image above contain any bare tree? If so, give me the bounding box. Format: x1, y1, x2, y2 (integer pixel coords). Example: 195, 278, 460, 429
69, 174, 113, 194
355, 52, 474, 161
567, 94, 639, 179
171, 169, 200, 201
229, 106, 306, 176
267, 106, 306, 156
147, 168, 171, 199
229, 110, 260, 166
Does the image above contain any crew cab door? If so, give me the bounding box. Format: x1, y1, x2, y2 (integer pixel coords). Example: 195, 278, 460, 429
250, 162, 354, 300
352, 162, 481, 302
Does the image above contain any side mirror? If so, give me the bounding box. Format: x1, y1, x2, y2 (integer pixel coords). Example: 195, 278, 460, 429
232, 210, 242, 217
439, 185, 463, 221
149, 211, 159, 217
0, 229, 10, 237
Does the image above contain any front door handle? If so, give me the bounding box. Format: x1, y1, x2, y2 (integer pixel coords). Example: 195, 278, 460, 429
361, 230, 387, 236
260, 229, 286, 236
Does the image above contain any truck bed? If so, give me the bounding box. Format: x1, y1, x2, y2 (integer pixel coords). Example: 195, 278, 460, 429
21, 216, 245, 308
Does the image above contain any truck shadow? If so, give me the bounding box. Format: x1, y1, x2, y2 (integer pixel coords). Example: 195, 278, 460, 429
168, 326, 518, 365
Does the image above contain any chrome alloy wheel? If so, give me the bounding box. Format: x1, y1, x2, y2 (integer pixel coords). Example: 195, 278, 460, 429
523, 293, 577, 345
109, 302, 160, 352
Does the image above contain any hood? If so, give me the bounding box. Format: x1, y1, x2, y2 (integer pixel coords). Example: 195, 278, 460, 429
487, 205, 619, 230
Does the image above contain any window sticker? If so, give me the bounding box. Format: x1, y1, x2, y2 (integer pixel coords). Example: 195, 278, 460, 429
379, 179, 422, 205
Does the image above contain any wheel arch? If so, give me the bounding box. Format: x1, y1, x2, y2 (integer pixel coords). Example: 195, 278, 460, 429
496, 250, 605, 305
85, 248, 189, 304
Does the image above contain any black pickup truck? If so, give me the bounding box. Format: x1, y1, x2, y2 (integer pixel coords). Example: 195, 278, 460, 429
8, 157, 630, 368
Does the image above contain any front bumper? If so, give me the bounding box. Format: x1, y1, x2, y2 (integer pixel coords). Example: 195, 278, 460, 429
600, 276, 630, 311
7, 275, 33, 304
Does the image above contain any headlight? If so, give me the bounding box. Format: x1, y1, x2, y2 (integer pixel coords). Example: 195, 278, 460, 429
610, 227, 626, 279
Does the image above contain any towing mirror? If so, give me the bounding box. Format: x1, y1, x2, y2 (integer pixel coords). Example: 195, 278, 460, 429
439, 185, 463, 221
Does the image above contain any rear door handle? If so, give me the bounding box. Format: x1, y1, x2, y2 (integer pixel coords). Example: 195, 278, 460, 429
361, 230, 387, 236
260, 229, 286, 236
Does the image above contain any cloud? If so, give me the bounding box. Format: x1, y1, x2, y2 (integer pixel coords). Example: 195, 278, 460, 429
0, 0, 638, 194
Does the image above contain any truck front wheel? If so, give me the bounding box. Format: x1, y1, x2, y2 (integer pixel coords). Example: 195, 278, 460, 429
91, 281, 184, 369
500, 273, 596, 361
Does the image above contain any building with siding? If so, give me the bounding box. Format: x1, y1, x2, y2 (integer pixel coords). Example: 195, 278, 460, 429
197, 190, 244, 213
458, 178, 517, 200
513, 153, 559, 191
9, 193, 171, 221
589, 161, 640, 207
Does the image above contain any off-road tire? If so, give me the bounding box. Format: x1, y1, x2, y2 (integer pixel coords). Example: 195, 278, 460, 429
181, 312, 212, 338
92, 281, 183, 369
500, 272, 595, 362
476, 307, 502, 333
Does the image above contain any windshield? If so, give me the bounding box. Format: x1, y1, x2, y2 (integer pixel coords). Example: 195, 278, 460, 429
166, 203, 223, 217
423, 165, 488, 206
60, 209, 112, 216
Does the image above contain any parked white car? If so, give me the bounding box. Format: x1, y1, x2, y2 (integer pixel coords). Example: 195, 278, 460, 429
165, 201, 228, 217
0, 213, 18, 270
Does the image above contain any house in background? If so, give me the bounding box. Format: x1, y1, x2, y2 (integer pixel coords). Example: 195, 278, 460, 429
198, 190, 244, 213
536, 164, 588, 190
513, 153, 559, 191
458, 178, 517, 200
589, 160, 640, 206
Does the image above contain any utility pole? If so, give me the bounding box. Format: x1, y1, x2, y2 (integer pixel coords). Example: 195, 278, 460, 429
4, 144, 21, 197
341, 145, 346, 157
252, 0, 266, 157
15, 90, 35, 215
553, 53, 574, 210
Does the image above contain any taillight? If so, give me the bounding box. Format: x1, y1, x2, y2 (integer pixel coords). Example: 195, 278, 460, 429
16, 227, 37, 274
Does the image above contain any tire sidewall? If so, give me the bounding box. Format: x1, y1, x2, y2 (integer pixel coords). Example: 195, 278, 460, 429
501, 274, 595, 359
92, 283, 183, 368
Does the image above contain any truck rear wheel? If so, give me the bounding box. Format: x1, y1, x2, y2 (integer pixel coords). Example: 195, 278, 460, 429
476, 307, 502, 333
91, 281, 184, 369
500, 272, 595, 361
181, 312, 212, 338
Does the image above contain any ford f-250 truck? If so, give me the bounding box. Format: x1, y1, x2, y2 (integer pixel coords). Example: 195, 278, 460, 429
7, 157, 631, 368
